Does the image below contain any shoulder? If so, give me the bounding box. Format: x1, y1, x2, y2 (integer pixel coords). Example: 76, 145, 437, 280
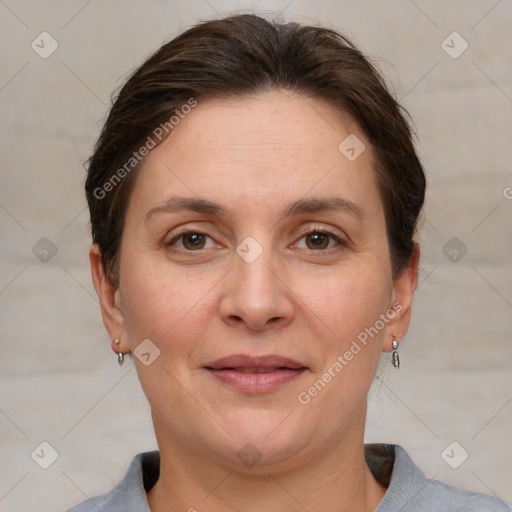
420, 478, 512, 512
365, 443, 511, 512
66, 451, 159, 512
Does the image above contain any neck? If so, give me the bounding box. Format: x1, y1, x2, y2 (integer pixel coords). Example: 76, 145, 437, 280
147, 413, 387, 512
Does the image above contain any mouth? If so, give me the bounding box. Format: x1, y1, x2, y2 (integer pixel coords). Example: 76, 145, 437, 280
226, 367, 291, 373
204, 354, 308, 393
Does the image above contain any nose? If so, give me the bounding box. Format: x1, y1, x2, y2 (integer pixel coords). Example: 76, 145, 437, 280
218, 245, 295, 332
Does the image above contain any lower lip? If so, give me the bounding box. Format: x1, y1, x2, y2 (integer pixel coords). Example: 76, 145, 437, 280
206, 368, 307, 393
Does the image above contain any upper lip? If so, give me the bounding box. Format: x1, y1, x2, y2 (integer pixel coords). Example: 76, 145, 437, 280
205, 354, 307, 370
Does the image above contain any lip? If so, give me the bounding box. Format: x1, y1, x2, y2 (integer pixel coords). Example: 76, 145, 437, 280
204, 354, 308, 394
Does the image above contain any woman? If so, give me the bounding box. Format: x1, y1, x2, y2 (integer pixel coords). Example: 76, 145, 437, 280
69, 13, 510, 512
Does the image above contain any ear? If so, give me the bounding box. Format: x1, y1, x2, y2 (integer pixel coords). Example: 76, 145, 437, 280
382, 244, 420, 353
89, 244, 130, 355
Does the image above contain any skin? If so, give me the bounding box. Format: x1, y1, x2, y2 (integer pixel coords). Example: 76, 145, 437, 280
90, 90, 419, 512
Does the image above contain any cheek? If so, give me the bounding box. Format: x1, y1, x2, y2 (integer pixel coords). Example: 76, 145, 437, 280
296, 274, 391, 401
296, 263, 392, 342
118, 251, 215, 352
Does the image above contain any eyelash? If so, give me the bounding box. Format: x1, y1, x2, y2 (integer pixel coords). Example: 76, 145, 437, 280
166, 225, 346, 252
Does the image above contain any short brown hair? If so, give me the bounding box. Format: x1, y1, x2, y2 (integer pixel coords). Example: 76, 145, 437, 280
85, 13, 425, 285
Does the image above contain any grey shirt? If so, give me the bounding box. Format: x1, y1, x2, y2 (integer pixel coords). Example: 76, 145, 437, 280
67, 444, 511, 511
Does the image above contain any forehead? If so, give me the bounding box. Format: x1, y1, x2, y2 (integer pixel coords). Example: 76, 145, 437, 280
128, 90, 383, 223
165, 90, 362, 159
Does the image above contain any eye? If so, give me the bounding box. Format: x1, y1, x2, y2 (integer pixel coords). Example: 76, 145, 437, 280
295, 226, 345, 251
166, 227, 346, 253
166, 231, 217, 251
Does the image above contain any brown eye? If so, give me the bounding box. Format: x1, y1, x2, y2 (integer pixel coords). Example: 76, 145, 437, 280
167, 231, 214, 251
297, 228, 344, 251
181, 232, 206, 250
305, 232, 330, 250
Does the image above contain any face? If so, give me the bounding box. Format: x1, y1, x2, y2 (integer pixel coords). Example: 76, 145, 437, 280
93, 90, 417, 471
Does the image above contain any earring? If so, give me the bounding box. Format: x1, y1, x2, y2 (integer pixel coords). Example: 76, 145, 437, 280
114, 338, 124, 367
391, 340, 400, 369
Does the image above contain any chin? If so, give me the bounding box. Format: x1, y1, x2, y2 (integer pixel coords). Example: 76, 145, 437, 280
206, 411, 311, 470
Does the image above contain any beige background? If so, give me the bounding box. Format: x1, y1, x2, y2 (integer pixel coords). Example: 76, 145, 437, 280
1, 0, 511, 510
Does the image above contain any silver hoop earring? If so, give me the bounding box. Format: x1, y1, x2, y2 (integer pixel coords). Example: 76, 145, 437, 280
391, 340, 400, 369
114, 339, 124, 366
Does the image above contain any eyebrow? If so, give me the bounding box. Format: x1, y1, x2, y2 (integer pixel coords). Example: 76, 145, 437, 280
145, 195, 365, 221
